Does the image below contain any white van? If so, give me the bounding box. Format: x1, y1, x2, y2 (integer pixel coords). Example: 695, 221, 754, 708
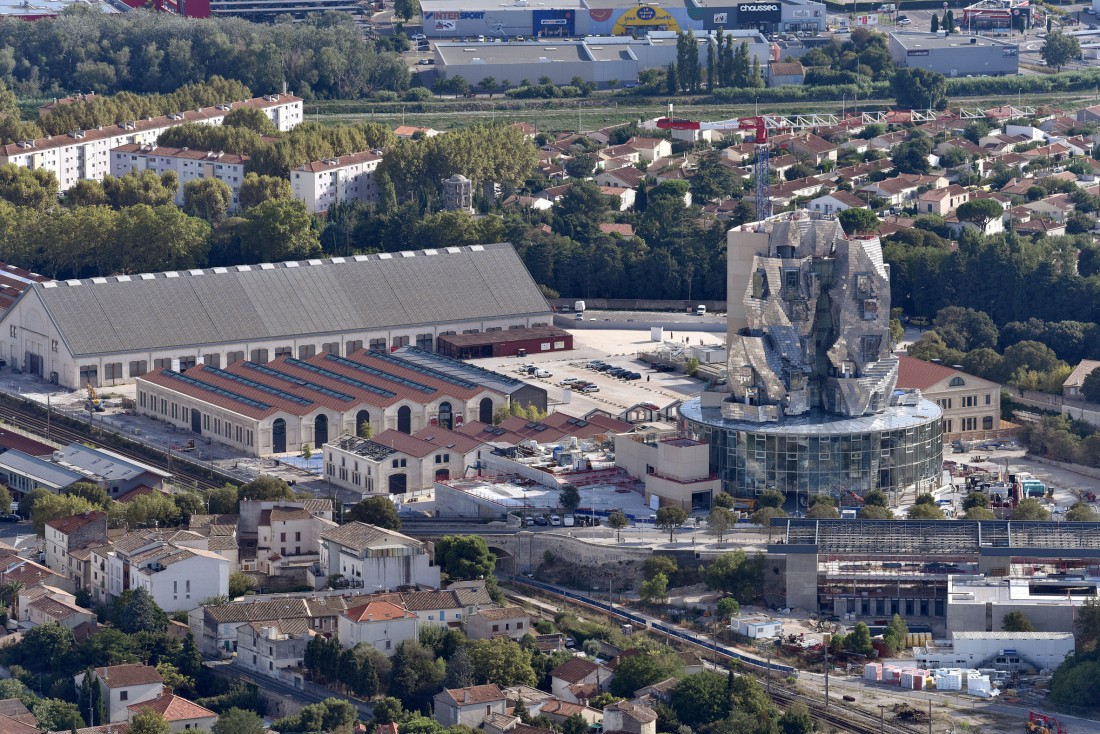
574, 300, 586, 313
549, 515, 562, 526
696, 305, 707, 316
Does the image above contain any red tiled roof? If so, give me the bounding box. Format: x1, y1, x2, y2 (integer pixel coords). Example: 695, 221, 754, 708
0, 429, 54, 457
896, 354, 962, 391
367, 430, 441, 459
443, 684, 506, 705
411, 426, 485, 455
343, 600, 416, 623
112, 144, 249, 166
551, 657, 599, 683
95, 664, 163, 688
127, 695, 215, 722
294, 150, 382, 174
45, 511, 106, 535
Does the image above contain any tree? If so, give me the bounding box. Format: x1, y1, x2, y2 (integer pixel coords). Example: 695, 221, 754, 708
1077, 597, 1100, 653
837, 208, 879, 235
391, 640, 446, 711
702, 550, 765, 603
907, 497, 945, 520
845, 622, 874, 656
0, 484, 12, 515
0, 165, 59, 210
61, 482, 109, 508
21, 623, 75, 671
944, 9, 955, 31
863, 489, 889, 507
124, 492, 181, 528
666, 63, 678, 95
468, 636, 536, 687
806, 503, 839, 519
707, 507, 736, 543
238, 476, 293, 502
751, 506, 787, 527
155, 661, 193, 694
228, 572, 254, 598
103, 170, 178, 209
478, 77, 498, 98
954, 198, 1003, 233
669, 672, 728, 728
930, 13, 939, 32
222, 107, 278, 135
206, 484, 240, 514
63, 180, 108, 208
716, 597, 740, 620
1001, 611, 1035, 632
394, 0, 416, 19
1010, 498, 1051, 521
238, 198, 320, 263
113, 588, 168, 634
882, 614, 909, 654
435, 535, 496, 581
32, 494, 97, 536
609, 652, 684, 697
563, 713, 588, 734
758, 489, 784, 509
608, 511, 628, 543
213, 708, 266, 734
32, 699, 84, 733
238, 173, 292, 210
1066, 501, 1099, 522
655, 506, 689, 542
891, 68, 947, 111
559, 485, 580, 514
779, 702, 813, 734
640, 573, 669, 604
965, 506, 996, 520
1082, 367, 1100, 403
183, 178, 232, 224
1041, 32, 1081, 71
564, 154, 596, 180
346, 496, 402, 529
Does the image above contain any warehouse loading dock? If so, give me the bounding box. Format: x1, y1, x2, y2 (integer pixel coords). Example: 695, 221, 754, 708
437, 326, 573, 359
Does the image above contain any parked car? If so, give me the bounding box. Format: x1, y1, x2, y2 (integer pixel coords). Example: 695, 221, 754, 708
624, 372, 642, 380
534, 516, 549, 526
0, 514, 19, 523
418, 59, 431, 65
411, 33, 427, 40
579, 384, 600, 393
549, 515, 561, 526
559, 377, 582, 386
896, 15, 911, 24
587, 361, 606, 369
533, 368, 552, 378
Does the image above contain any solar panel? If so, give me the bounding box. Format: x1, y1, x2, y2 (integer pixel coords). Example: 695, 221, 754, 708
242, 362, 355, 403
402, 346, 523, 387
206, 367, 313, 406
164, 370, 272, 411
285, 358, 397, 399
367, 349, 479, 390
323, 354, 436, 394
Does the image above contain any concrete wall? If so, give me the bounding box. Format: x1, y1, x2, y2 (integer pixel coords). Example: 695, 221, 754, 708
777, 553, 817, 611
548, 299, 729, 312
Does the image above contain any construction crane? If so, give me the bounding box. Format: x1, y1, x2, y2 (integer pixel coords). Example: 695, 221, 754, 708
656, 106, 772, 222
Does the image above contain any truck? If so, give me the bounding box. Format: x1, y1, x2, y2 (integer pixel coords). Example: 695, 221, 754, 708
563, 515, 575, 527
574, 300, 586, 313
696, 305, 707, 316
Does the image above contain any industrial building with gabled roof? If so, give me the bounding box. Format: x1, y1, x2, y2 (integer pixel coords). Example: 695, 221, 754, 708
0, 243, 551, 391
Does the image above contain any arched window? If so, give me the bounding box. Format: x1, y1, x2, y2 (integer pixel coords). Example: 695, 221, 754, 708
272, 418, 287, 453
438, 401, 452, 430
314, 414, 329, 447
397, 405, 412, 434
356, 410, 371, 437
480, 397, 494, 424
949, 377, 965, 387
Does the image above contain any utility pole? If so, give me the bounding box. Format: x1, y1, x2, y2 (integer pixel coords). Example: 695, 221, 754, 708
824, 642, 830, 708
928, 699, 932, 734
879, 704, 886, 734
766, 644, 772, 693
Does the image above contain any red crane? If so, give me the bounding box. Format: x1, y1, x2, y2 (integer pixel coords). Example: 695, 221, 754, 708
656, 111, 771, 222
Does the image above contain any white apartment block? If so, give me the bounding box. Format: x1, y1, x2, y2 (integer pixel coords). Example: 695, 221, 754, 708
291, 151, 382, 214
110, 145, 249, 211
0, 93, 302, 192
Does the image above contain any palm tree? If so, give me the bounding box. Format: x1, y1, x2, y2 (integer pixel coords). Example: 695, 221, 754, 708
0, 581, 23, 612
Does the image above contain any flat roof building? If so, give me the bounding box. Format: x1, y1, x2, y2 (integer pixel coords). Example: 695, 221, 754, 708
0, 244, 551, 391
888, 32, 1019, 77
946, 575, 1100, 634
437, 326, 573, 359
915, 631, 1075, 672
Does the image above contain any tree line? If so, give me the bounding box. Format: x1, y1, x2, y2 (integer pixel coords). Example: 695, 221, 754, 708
0, 6, 408, 101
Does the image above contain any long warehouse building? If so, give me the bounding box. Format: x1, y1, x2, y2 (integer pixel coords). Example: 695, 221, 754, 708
0, 244, 553, 391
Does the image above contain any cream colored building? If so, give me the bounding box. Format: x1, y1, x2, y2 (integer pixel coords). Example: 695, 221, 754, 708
0, 94, 302, 192
614, 431, 720, 511
897, 355, 1001, 439
291, 151, 382, 214
110, 145, 249, 211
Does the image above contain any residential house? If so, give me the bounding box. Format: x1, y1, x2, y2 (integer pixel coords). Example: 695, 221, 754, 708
291, 151, 382, 215
550, 658, 611, 704
1023, 194, 1073, 224
108, 531, 229, 613
337, 599, 419, 655
75, 665, 164, 723
600, 186, 636, 211
917, 184, 970, 216
465, 606, 530, 641
254, 505, 332, 577
25, 592, 94, 629
0, 554, 73, 616
595, 167, 644, 190
1013, 217, 1066, 237
234, 619, 315, 680
784, 133, 837, 165
396, 590, 467, 627
186, 515, 239, 570
768, 61, 804, 87
1065, 360, 1100, 400
433, 685, 507, 728
393, 126, 439, 139
109, 145, 249, 212
808, 190, 867, 215
44, 511, 108, 580
624, 137, 672, 163
318, 522, 440, 592
537, 700, 602, 728
897, 355, 1001, 439
603, 701, 657, 734
126, 695, 218, 733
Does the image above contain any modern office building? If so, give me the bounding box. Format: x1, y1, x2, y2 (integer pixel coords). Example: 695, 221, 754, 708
680, 214, 943, 500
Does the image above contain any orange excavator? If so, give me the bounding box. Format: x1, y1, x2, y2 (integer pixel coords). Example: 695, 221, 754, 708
1027, 711, 1066, 734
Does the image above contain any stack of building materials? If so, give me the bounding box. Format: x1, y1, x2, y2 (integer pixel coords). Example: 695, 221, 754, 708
900, 669, 928, 690
906, 632, 932, 647
966, 673, 997, 697
863, 663, 882, 681
933, 668, 963, 691
882, 666, 903, 685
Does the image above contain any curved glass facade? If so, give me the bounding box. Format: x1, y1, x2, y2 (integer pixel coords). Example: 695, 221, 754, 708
680, 397, 943, 500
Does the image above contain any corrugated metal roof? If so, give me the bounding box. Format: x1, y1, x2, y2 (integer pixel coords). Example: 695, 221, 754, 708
30, 245, 548, 357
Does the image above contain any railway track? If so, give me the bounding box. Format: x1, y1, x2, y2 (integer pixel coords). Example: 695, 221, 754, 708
0, 395, 232, 492
509, 578, 921, 734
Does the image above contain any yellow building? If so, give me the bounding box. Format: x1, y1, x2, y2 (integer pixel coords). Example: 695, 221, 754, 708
897, 355, 1002, 440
